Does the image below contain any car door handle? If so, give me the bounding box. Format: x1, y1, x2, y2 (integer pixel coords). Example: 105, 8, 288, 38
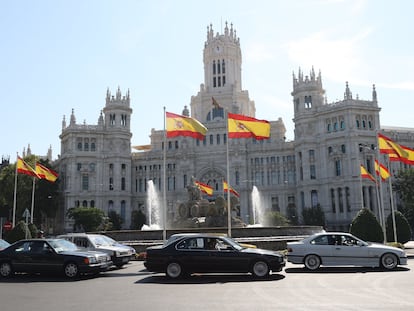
335, 247, 341, 250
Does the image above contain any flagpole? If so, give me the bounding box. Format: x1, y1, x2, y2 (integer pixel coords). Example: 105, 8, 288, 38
162, 107, 167, 241
386, 156, 398, 243
375, 140, 387, 243
12, 153, 18, 227
30, 177, 36, 223
226, 111, 231, 237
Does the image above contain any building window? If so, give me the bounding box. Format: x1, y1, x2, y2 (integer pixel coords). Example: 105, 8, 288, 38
109, 177, 114, 190
335, 159, 341, 176
341, 144, 346, 153
309, 149, 315, 161
77, 163, 82, 171
90, 200, 95, 207
340, 120, 345, 130
121, 177, 126, 191
338, 188, 344, 213
183, 174, 187, 188
331, 188, 336, 213
77, 142, 82, 151
311, 190, 318, 208
82, 174, 89, 191
216, 134, 220, 144
121, 200, 126, 221
271, 196, 280, 211
210, 135, 213, 145
82, 200, 88, 207
346, 187, 351, 212
310, 165, 316, 179
108, 200, 114, 211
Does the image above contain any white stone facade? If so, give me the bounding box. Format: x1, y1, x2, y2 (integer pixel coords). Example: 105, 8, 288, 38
57, 22, 414, 232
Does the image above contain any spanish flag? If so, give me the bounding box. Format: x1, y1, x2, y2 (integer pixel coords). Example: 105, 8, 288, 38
374, 160, 390, 181
17, 156, 40, 178
166, 112, 207, 141
223, 181, 240, 197
228, 113, 270, 140
36, 163, 59, 182
378, 133, 409, 159
194, 181, 213, 196
360, 165, 376, 183
388, 144, 414, 165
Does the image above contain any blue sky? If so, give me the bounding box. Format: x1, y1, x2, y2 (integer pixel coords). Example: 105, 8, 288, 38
1, 0, 413, 161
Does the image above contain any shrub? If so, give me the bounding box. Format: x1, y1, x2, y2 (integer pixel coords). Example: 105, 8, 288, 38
262, 211, 290, 226
386, 211, 412, 244
350, 208, 383, 243
302, 204, 325, 226
5, 221, 32, 243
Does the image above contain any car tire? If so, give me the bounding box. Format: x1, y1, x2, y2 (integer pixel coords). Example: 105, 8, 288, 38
380, 253, 398, 270
63, 262, 79, 279
166, 262, 183, 279
0, 262, 13, 278
304, 254, 321, 270
252, 260, 269, 278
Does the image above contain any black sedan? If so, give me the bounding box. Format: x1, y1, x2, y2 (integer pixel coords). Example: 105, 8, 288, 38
144, 234, 285, 278
0, 238, 112, 279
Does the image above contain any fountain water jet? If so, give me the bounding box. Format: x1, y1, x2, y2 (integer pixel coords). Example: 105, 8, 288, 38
251, 186, 264, 226
142, 180, 162, 230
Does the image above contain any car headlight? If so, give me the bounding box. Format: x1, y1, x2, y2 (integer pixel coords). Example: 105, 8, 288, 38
89, 256, 98, 264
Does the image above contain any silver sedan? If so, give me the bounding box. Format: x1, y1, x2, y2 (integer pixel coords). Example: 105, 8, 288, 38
287, 232, 407, 270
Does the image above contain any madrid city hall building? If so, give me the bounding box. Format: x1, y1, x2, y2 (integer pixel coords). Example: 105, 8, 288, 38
56, 22, 414, 233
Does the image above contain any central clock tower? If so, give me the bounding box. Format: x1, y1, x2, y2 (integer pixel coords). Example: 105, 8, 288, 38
191, 22, 255, 122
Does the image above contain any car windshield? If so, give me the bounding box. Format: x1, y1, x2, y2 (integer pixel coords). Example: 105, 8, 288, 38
99, 235, 118, 246
48, 239, 79, 253
221, 237, 243, 250
90, 235, 114, 246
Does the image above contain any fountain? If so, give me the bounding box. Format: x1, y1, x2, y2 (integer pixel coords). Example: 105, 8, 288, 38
142, 180, 162, 230
251, 186, 264, 226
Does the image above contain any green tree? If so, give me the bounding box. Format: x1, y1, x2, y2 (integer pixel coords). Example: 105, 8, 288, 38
130, 209, 146, 230
108, 210, 122, 230
67, 207, 105, 232
262, 211, 290, 226
5, 221, 32, 243
0, 156, 60, 228
350, 208, 383, 242
386, 211, 412, 244
393, 168, 414, 233
302, 204, 325, 226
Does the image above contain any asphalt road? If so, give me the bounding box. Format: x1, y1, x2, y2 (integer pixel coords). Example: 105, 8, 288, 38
1, 260, 414, 311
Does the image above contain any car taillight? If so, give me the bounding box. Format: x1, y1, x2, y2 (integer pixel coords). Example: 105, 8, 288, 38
84, 258, 90, 264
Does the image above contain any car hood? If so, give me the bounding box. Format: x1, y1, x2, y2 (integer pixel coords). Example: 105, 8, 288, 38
240, 247, 283, 257
59, 250, 106, 257
367, 242, 406, 255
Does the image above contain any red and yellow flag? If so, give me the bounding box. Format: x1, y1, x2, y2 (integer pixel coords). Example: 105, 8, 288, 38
166, 112, 207, 141
387, 143, 414, 165
374, 160, 390, 181
360, 165, 376, 183
17, 156, 39, 178
36, 163, 59, 182
194, 181, 213, 196
227, 113, 270, 140
378, 133, 409, 158
223, 181, 240, 197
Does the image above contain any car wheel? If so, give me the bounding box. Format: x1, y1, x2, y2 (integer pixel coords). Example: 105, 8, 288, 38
381, 253, 398, 270
252, 260, 269, 278
304, 254, 321, 270
64, 262, 79, 279
0, 262, 13, 278
166, 262, 183, 279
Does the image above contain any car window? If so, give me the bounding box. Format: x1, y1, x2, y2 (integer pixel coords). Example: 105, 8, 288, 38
310, 235, 330, 245
177, 237, 205, 250
340, 235, 358, 246
14, 241, 31, 253
73, 237, 89, 248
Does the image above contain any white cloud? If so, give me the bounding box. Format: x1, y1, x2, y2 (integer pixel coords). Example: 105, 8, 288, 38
284, 28, 372, 83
